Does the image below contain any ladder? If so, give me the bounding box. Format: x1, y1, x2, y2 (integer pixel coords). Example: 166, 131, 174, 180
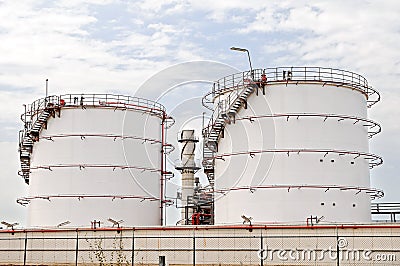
204, 80, 259, 151
18, 104, 57, 184
202, 76, 260, 185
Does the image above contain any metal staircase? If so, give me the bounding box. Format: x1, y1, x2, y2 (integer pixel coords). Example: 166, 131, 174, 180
206, 84, 257, 149
202, 140, 215, 185
202, 73, 260, 185
18, 101, 58, 184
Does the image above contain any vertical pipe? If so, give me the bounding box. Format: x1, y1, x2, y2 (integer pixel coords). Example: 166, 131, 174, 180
202, 113, 205, 136
160, 115, 165, 226
246, 50, 253, 80
45, 79, 48, 105
23, 104, 27, 128
185, 206, 189, 225
164, 123, 168, 224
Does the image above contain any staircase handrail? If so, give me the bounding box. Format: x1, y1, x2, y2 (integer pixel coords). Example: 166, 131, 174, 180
203, 70, 254, 144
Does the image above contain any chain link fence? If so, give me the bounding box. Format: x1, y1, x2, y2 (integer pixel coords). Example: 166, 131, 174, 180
0, 227, 400, 265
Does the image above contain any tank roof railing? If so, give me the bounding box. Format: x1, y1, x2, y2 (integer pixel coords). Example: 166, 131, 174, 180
22, 93, 167, 124
202, 67, 380, 109
371, 203, 400, 214
18, 94, 170, 185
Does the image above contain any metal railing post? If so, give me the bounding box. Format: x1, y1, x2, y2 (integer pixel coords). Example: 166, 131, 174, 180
304, 66, 307, 80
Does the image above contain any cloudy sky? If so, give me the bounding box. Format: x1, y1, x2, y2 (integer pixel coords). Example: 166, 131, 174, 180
0, 0, 399, 226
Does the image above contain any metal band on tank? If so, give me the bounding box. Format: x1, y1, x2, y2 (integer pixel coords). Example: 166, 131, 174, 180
211, 184, 384, 200
16, 194, 174, 206
236, 113, 381, 138
214, 148, 383, 169
29, 164, 162, 172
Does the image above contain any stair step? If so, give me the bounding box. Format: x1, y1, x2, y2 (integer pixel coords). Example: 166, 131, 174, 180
22, 145, 33, 149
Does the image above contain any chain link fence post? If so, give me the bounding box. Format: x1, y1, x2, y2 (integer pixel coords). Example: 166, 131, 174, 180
75, 230, 79, 266
260, 231, 263, 266
192, 233, 196, 266
131, 229, 135, 266
23, 231, 27, 266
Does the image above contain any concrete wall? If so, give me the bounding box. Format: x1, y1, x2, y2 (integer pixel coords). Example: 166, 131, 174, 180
0, 224, 399, 265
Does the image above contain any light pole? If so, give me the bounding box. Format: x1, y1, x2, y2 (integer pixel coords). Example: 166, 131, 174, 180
230, 47, 253, 79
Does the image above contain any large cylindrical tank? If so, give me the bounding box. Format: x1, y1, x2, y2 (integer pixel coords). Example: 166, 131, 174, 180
18, 94, 172, 227
203, 67, 383, 224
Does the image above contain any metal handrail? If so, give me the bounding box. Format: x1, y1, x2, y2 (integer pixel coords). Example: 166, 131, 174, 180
22, 93, 166, 123
371, 203, 400, 213
20, 93, 167, 146
202, 67, 381, 155
203, 67, 380, 109
18, 94, 169, 185
203, 71, 254, 143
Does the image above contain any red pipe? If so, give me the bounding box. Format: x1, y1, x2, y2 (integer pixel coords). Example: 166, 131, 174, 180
160, 112, 166, 226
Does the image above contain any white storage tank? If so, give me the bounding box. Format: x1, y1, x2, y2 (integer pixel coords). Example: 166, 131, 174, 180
18, 94, 173, 227
203, 67, 383, 224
